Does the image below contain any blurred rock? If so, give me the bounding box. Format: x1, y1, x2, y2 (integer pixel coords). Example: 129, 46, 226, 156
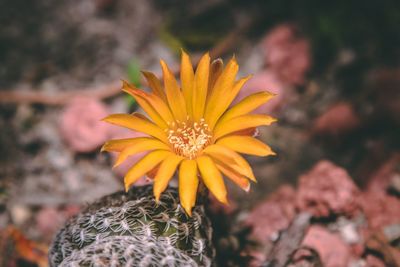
365, 255, 386, 267
10, 205, 31, 226
288, 247, 323, 267
389, 174, 400, 196
35, 205, 81, 241
36, 207, 64, 238
339, 222, 360, 245
62, 168, 82, 192
46, 147, 73, 170
248, 250, 267, 267
312, 102, 361, 137
365, 231, 400, 266
245, 185, 296, 243
383, 223, 400, 243
296, 160, 360, 218
327, 216, 366, 260
360, 192, 400, 229
328, 216, 364, 242
262, 24, 311, 86
302, 225, 351, 267
60, 97, 113, 153
366, 154, 400, 195
62, 204, 81, 218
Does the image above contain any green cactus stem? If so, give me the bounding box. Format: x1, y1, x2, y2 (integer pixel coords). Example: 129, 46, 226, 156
49, 185, 215, 266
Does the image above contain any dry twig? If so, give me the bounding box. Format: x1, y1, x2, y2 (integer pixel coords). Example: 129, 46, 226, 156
0, 81, 121, 106
0, 20, 252, 106
263, 213, 312, 267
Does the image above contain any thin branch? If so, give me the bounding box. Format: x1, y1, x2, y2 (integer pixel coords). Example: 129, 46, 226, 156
0, 20, 252, 106
0, 81, 121, 105
263, 213, 312, 267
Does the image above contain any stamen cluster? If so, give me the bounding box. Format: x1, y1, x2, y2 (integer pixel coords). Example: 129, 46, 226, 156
167, 118, 212, 159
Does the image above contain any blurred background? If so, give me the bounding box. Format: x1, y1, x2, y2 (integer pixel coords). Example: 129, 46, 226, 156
0, 0, 399, 266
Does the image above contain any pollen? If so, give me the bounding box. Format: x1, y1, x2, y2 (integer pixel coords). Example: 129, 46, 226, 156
167, 118, 212, 159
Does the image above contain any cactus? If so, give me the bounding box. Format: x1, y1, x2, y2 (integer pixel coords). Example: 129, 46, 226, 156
49, 185, 215, 266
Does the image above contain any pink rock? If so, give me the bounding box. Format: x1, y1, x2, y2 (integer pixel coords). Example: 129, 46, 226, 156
296, 160, 361, 218
233, 70, 285, 115
302, 225, 351, 267
62, 205, 81, 218
360, 192, 400, 230
290, 247, 323, 266
365, 255, 386, 267
313, 102, 361, 136
245, 185, 296, 243
351, 243, 365, 259
36, 207, 64, 237
366, 154, 400, 194
262, 24, 312, 86
248, 250, 267, 267
60, 97, 113, 152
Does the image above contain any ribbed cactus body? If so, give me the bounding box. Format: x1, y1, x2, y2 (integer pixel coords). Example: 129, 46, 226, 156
49, 185, 214, 266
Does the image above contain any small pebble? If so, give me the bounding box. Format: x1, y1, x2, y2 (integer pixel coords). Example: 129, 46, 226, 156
10, 204, 31, 226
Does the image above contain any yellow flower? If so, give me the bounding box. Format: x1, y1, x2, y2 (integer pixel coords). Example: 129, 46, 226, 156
102, 51, 277, 215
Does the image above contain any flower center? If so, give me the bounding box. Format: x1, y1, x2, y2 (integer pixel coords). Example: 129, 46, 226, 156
167, 118, 212, 159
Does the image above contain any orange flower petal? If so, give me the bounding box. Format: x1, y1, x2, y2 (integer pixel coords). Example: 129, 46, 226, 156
141, 71, 167, 101
114, 138, 170, 167
207, 58, 224, 97
214, 114, 277, 140
204, 57, 240, 129
124, 150, 170, 191
192, 52, 210, 121
203, 144, 256, 182
196, 155, 228, 204
230, 127, 258, 136
215, 161, 250, 192
146, 164, 159, 180
122, 80, 168, 128
153, 154, 184, 202
180, 50, 194, 116
122, 82, 174, 124
101, 137, 148, 153
102, 113, 168, 143
179, 159, 199, 216
219, 91, 276, 124
160, 60, 187, 121
216, 135, 275, 156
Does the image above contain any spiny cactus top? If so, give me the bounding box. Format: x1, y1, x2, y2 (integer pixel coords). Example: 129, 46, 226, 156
102, 51, 276, 215
49, 185, 214, 266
